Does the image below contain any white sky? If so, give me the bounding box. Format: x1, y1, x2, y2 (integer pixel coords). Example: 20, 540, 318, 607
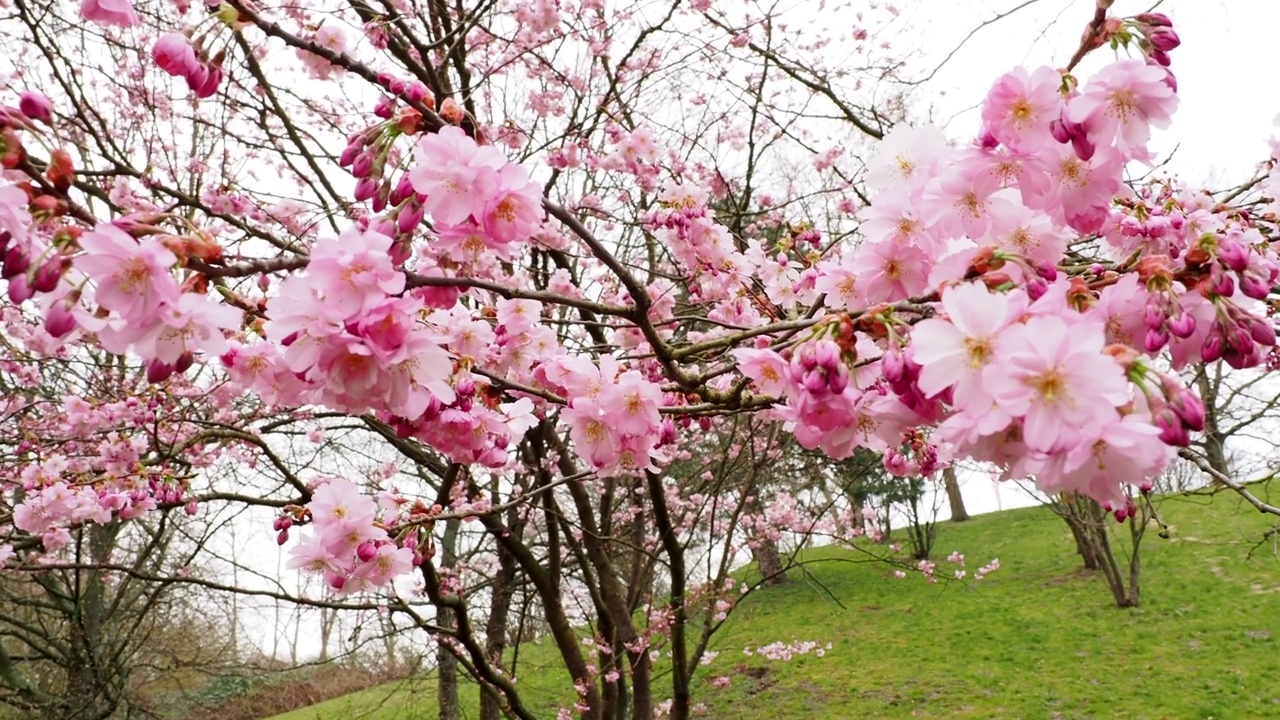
906, 0, 1276, 187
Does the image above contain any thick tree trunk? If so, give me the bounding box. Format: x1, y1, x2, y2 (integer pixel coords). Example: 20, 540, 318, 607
942, 467, 969, 522
751, 537, 787, 586
745, 493, 786, 585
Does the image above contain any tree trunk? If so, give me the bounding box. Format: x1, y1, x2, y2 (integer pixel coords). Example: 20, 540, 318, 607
438, 518, 462, 720
942, 467, 969, 522
744, 492, 786, 585
480, 505, 520, 720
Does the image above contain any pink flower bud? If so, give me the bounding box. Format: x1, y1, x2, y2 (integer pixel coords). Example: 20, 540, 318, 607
32, 256, 67, 293
2, 246, 30, 279
374, 95, 396, 120
1049, 118, 1072, 144
397, 203, 425, 234
43, 300, 76, 338
1226, 325, 1253, 355
1200, 333, 1223, 363
351, 149, 375, 179
1210, 271, 1235, 298
1025, 276, 1048, 301
152, 33, 200, 77
190, 63, 223, 99
1216, 237, 1248, 272
372, 181, 391, 212
354, 176, 379, 201
1142, 300, 1165, 330
325, 571, 347, 591
276, 528, 290, 545
1135, 13, 1172, 27
827, 367, 849, 395
6, 274, 31, 304
1153, 407, 1189, 446
1248, 317, 1277, 347
357, 540, 378, 562
1239, 274, 1270, 301
881, 348, 906, 384
1149, 27, 1180, 52
18, 92, 52, 123
1167, 311, 1196, 339
1143, 327, 1169, 353
1168, 388, 1205, 432
405, 81, 428, 103
146, 359, 175, 384
339, 142, 363, 168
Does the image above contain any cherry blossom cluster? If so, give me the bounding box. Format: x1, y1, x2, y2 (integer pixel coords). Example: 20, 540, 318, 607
731, 28, 1278, 512
284, 478, 419, 594
1, 386, 208, 558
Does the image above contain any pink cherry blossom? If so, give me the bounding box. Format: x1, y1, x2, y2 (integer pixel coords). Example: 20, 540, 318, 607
982, 315, 1130, 453
1065, 59, 1178, 161
75, 225, 180, 321
911, 282, 1025, 409
80, 0, 138, 27
981, 65, 1063, 153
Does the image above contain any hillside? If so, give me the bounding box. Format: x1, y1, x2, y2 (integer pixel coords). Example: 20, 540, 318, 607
268, 489, 1280, 720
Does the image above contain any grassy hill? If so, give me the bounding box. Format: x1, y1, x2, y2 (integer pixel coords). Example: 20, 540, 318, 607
267, 489, 1280, 720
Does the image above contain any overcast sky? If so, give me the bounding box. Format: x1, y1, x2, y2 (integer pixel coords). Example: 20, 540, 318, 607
904, 0, 1274, 186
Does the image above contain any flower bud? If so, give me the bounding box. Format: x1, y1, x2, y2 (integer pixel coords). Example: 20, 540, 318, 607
1168, 387, 1205, 432
1153, 406, 1189, 446
351, 149, 375, 179
1200, 333, 1223, 363
18, 91, 52, 123
1135, 13, 1172, 27
1239, 274, 1270, 301
1143, 327, 1169, 353
43, 300, 76, 338
32, 256, 67, 293
1215, 237, 1249, 272
1167, 311, 1196, 339
6, 273, 32, 304
881, 348, 906, 385
1247, 317, 1277, 347
1149, 27, 1180, 52
1142, 300, 1165, 330
2, 246, 30, 279
353, 176, 378, 202
146, 359, 175, 383
1209, 271, 1235, 298
357, 540, 378, 562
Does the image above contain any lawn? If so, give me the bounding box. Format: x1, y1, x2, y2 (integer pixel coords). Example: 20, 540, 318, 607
268, 488, 1280, 720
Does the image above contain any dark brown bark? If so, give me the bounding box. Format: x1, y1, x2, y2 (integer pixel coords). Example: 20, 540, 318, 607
437, 518, 462, 720
752, 537, 787, 586
942, 466, 970, 522
480, 504, 521, 720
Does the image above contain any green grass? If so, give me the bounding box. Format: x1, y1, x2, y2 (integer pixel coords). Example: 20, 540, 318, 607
268, 490, 1280, 720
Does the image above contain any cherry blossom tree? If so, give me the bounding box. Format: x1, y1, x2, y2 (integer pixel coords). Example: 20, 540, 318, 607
1, 1, 1278, 719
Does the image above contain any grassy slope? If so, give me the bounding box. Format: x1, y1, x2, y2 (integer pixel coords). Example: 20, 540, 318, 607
268, 490, 1280, 720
